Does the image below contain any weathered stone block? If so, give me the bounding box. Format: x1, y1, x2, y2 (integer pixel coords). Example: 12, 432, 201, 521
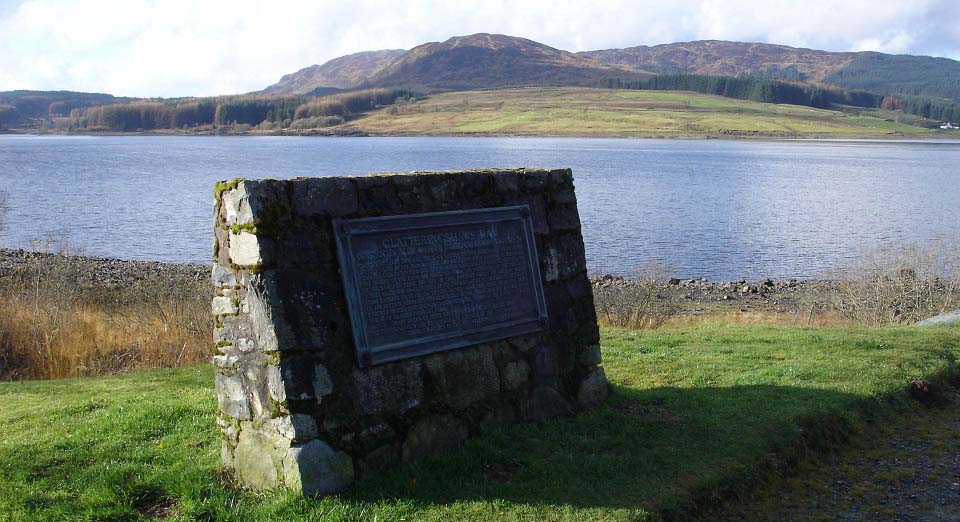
401, 415, 469, 464
522, 386, 573, 421
283, 439, 354, 495
350, 362, 423, 417
424, 348, 500, 409
215, 373, 251, 420
228, 231, 263, 266
578, 344, 603, 367
211, 295, 238, 316
500, 360, 530, 391
548, 205, 581, 232
292, 177, 358, 217
479, 405, 517, 433
211, 264, 237, 288
577, 368, 609, 407
213, 169, 605, 496
519, 169, 550, 191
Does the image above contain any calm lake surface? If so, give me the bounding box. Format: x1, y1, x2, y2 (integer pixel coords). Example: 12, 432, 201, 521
0, 135, 958, 280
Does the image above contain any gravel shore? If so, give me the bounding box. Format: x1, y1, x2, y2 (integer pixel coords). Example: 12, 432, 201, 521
0, 248, 207, 289
0, 249, 821, 313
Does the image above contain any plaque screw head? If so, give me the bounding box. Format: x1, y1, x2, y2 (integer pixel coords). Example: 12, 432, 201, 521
362, 352, 373, 366
538, 316, 548, 328
340, 223, 350, 235
520, 207, 531, 218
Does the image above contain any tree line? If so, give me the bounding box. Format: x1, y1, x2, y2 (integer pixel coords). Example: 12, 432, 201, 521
604, 74, 960, 123
78, 89, 415, 131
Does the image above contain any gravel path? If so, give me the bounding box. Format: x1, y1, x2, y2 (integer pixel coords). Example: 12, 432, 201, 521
715, 388, 960, 521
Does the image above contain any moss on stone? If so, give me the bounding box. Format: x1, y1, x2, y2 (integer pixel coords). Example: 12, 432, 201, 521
230, 222, 257, 235
214, 178, 243, 202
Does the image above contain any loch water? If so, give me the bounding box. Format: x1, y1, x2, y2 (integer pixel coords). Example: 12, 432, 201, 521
0, 135, 958, 280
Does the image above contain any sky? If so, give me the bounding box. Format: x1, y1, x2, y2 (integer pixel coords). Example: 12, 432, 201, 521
1, 0, 959, 98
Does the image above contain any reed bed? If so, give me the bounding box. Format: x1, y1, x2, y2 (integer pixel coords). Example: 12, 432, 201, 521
0, 250, 210, 380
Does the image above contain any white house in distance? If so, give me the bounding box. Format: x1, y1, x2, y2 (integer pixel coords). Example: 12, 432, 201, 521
940, 122, 958, 130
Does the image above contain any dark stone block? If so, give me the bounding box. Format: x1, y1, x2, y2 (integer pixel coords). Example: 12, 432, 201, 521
532, 343, 560, 380
292, 177, 358, 217
349, 362, 424, 417
358, 183, 401, 216
424, 348, 501, 410
519, 169, 550, 191
251, 270, 348, 351
521, 386, 573, 421
511, 194, 549, 235
548, 205, 581, 232
549, 169, 573, 188
493, 171, 520, 194
549, 188, 578, 204
461, 171, 493, 196
566, 272, 593, 300
358, 443, 400, 477
555, 234, 588, 279
401, 415, 468, 464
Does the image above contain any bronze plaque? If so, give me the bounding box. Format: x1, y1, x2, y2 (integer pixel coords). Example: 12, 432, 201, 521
334, 206, 547, 367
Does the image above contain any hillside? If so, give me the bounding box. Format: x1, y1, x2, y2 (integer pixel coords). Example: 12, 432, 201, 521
581, 40, 853, 82
263, 34, 649, 94
344, 87, 936, 138
264, 36, 960, 106
581, 40, 960, 102
0, 90, 137, 126
262, 49, 405, 95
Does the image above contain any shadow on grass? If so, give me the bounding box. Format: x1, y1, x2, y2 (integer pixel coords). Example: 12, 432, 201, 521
338, 383, 881, 517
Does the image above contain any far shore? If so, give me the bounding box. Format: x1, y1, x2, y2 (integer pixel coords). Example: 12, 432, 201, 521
9, 127, 960, 141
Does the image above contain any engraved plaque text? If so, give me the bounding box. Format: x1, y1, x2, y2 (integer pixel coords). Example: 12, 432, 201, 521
334, 206, 547, 367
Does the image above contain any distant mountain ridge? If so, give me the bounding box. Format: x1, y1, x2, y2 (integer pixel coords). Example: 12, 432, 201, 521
359, 33, 648, 92
263, 33, 649, 94
262, 49, 405, 94
579, 40, 856, 83
263, 34, 960, 102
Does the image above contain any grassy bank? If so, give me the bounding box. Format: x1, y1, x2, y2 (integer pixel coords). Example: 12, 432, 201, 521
348, 87, 939, 138
1, 323, 957, 520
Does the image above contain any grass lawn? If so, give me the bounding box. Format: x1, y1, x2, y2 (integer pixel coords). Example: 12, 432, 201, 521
0, 323, 957, 521
348, 88, 939, 138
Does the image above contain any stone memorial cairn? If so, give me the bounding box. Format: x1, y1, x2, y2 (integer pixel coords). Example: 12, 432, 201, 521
212, 168, 608, 495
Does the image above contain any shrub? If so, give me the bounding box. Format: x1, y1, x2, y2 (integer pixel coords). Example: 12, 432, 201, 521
593, 263, 681, 329
801, 239, 960, 326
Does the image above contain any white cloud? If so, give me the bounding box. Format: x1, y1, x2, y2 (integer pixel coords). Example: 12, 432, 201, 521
0, 0, 958, 97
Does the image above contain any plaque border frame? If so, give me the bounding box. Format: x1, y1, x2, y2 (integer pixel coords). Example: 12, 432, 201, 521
333, 205, 548, 368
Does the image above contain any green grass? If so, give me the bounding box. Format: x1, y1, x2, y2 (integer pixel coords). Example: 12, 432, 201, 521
1, 324, 958, 521
350, 88, 940, 138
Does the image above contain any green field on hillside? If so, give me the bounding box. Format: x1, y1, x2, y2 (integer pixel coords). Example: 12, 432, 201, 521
349, 88, 940, 138
0, 323, 957, 521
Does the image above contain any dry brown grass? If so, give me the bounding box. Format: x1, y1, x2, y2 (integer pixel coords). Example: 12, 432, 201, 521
0, 252, 210, 381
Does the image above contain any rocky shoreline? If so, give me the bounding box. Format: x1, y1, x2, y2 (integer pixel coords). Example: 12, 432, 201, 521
0, 249, 818, 314
0, 248, 207, 290
592, 274, 819, 314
